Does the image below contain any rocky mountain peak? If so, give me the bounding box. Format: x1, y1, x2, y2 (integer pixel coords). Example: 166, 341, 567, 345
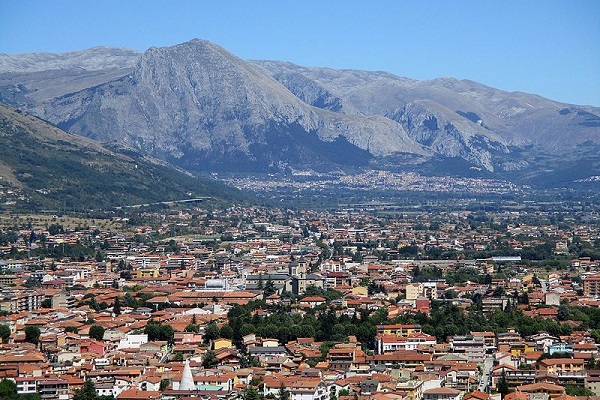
0, 39, 598, 183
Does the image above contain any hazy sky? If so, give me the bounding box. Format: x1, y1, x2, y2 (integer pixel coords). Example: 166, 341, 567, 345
1, 0, 599, 106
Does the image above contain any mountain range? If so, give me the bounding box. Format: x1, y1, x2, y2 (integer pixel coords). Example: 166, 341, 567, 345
0, 103, 246, 212
1, 39, 599, 186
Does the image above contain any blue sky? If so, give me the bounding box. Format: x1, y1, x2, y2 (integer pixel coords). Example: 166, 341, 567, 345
1, 0, 599, 106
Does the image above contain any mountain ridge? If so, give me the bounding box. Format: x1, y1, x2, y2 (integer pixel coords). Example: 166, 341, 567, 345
0, 39, 599, 185
0, 102, 247, 212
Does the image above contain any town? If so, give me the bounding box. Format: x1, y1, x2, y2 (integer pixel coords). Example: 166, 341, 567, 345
0, 200, 599, 400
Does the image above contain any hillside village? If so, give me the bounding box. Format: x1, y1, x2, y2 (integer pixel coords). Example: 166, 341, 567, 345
0, 204, 599, 400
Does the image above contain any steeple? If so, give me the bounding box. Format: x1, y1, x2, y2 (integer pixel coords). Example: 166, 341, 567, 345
179, 359, 195, 391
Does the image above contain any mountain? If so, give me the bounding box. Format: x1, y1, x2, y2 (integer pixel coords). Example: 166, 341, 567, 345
0, 103, 247, 212
1, 39, 599, 185
250, 61, 600, 173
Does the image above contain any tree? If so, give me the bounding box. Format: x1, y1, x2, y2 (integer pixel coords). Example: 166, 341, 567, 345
204, 322, 220, 343
48, 223, 63, 236
220, 324, 233, 339
159, 379, 171, 391
564, 385, 594, 396
89, 325, 105, 341
123, 292, 136, 308
202, 349, 219, 369
24, 325, 41, 345
144, 322, 174, 345
0, 325, 10, 343
557, 304, 570, 321
0, 379, 17, 398
497, 371, 509, 399
65, 326, 79, 334
112, 297, 121, 316
277, 383, 290, 400
184, 324, 199, 333
73, 379, 98, 400
242, 387, 260, 400
88, 296, 100, 312
263, 279, 276, 297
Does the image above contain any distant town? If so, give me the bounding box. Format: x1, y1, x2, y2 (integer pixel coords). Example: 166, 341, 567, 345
0, 198, 599, 400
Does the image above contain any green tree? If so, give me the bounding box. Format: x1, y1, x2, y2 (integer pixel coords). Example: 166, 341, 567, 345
73, 379, 99, 400
242, 387, 260, 400
263, 278, 276, 297
112, 297, 121, 316
0, 378, 17, 398
277, 383, 290, 400
204, 322, 220, 343
123, 292, 136, 308
24, 325, 41, 345
65, 326, 79, 334
144, 322, 175, 344
48, 223, 63, 236
0, 325, 10, 343
202, 350, 219, 369
497, 371, 509, 399
564, 385, 594, 396
89, 325, 105, 341
184, 324, 199, 333
220, 324, 233, 339
159, 379, 171, 391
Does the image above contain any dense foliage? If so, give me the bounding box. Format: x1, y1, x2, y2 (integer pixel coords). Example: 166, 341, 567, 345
224, 296, 583, 352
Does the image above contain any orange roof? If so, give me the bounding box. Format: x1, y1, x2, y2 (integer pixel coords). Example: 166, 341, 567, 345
117, 388, 161, 399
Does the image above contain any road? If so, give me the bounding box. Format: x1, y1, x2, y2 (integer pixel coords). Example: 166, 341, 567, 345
478, 354, 494, 392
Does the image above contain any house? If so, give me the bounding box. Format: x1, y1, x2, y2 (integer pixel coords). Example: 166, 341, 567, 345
423, 387, 460, 400
586, 370, 600, 396
376, 332, 437, 354
515, 382, 565, 398
15, 377, 36, 395
448, 335, 486, 363
117, 388, 161, 400
536, 358, 585, 375
213, 338, 234, 350
299, 296, 327, 308
377, 323, 422, 337
138, 376, 163, 391
264, 374, 329, 400
37, 380, 69, 400
327, 347, 368, 372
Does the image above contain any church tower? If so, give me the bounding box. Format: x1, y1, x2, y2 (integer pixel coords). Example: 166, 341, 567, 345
179, 359, 195, 391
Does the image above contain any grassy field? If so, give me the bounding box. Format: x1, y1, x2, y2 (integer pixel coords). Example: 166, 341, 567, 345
0, 213, 126, 231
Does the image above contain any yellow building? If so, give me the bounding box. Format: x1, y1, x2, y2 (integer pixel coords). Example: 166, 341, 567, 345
377, 323, 422, 337
213, 338, 234, 351
137, 267, 160, 278
351, 286, 368, 296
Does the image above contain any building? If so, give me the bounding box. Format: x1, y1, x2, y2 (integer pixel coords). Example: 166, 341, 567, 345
449, 335, 486, 363
376, 332, 437, 354
377, 324, 422, 337
515, 382, 565, 398
52, 291, 76, 309
423, 387, 461, 400
38, 380, 69, 400
586, 370, 600, 396
583, 275, 600, 298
